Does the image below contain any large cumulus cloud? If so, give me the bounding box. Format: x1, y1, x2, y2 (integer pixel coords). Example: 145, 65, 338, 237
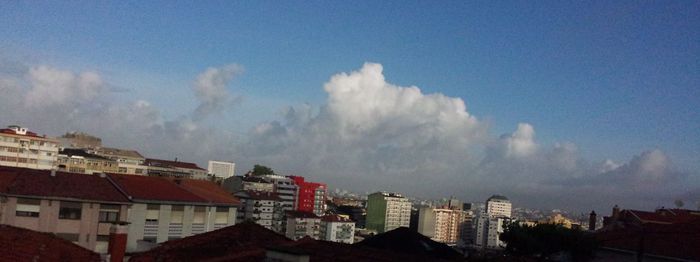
0, 61, 696, 212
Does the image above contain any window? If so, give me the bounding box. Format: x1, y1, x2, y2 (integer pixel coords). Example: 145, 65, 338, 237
118, 167, 127, 173
170, 205, 184, 224
215, 207, 229, 224
59, 201, 82, 220
193, 206, 206, 224
99, 204, 121, 222
16, 198, 40, 217
146, 204, 160, 222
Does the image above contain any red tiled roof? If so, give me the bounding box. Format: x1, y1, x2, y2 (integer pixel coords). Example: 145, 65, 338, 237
624, 208, 700, 224
129, 221, 293, 262
0, 224, 101, 262
144, 158, 205, 171
0, 166, 130, 203
107, 173, 205, 203
597, 220, 700, 261
175, 179, 240, 205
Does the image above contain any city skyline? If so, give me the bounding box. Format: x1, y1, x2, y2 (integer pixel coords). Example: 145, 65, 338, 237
1, 2, 699, 212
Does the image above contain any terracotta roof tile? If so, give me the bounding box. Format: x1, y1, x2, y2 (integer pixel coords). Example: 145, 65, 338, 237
175, 179, 240, 205
107, 173, 205, 203
0, 224, 101, 262
0, 166, 129, 203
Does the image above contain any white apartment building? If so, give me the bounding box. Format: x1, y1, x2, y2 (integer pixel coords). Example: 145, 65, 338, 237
284, 211, 321, 240
234, 190, 283, 231
260, 175, 299, 213
320, 215, 355, 244
208, 160, 235, 179
366, 192, 412, 233
475, 195, 512, 249
0, 125, 59, 170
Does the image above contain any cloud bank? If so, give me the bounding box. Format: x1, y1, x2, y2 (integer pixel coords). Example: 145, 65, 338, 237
0, 61, 695, 212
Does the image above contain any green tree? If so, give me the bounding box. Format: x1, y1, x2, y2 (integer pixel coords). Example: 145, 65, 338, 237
250, 164, 275, 176
500, 222, 598, 261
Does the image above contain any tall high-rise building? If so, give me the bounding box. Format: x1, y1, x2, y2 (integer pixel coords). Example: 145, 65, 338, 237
208, 160, 236, 179
475, 195, 512, 249
417, 206, 472, 245
0, 125, 59, 170
366, 192, 411, 233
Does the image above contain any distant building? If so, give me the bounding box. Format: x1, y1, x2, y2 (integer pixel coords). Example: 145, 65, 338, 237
337, 205, 366, 228
475, 194, 512, 249
93, 147, 146, 175
207, 160, 235, 179
144, 158, 208, 180
222, 175, 275, 193
366, 192, 411, 233
418, 206, 472, 245
538, 213, 578, 229
234, 190, 284, 231
284, 211, 321, 240
320, 214, 355, 244
58, 132, 102, 149
289, 176, 327, 216
259, 174, 299, 213
0, 125, 59, 170
56, 148, 119, 174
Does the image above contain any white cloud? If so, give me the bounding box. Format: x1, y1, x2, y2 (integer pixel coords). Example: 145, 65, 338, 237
24, 66, 104, 108
192, 64, 243, 119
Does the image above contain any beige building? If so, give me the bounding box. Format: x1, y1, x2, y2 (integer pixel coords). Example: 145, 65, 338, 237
144, 158, 208, 179
418, 206, 472, 245
0, 125, 59, 170
0, 166, 130, 253
93, 147, 147, 175
539, 213, 577, 229
285, 211, 321, 240
56, 148, 120, 174
0, 166, 240, 254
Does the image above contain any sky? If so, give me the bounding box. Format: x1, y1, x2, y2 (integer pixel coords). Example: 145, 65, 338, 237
1, 1, 699, 212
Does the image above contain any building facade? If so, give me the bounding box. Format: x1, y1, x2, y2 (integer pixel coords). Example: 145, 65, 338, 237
475, 195, 512, 249
321, 214, 356, 244
0, 126, 59, 170
289, 176, 327, 216
366, 192, 412, 233
234, 190, 283, 231
93, 147, 146, 175
0, 166, 130, 253
284, 211, 321, 240
417, 206, 472, 245
56, 148, 120, 174
260, 175, 299, 213
207, 160, 235, 179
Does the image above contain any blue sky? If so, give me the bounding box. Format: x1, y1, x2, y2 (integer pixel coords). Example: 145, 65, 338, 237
1, 1, 699, 208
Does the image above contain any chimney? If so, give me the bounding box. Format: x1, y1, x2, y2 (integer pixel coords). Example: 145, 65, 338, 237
50, 169, 56, 177
612, 205, 620, 219
588, 210, 597, 231
108, 223, 128, 262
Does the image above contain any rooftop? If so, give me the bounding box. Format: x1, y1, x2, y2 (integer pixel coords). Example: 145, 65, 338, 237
107, 173, 238, 205
0, 166, 130, 203
95, 147, 144, 159
487, 194, 510, 202
0, 224, 101, 262
59, 148, 112, 161
144, 158, 206, 171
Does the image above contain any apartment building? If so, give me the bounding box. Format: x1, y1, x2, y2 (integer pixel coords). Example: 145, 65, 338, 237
207, 160, 235, 179
93, 147, 146, 175
366, 192, 412, 233
56, 148, 120, 174
475, 195, 512, 249
234, 190, 283, 231
285, 211, 321, 240
144, 158, 208, 180
289, 176, 327, 216
260, 174, 299, 213
0, 126, 59, 170
222, 175, 274, 193
418, 206, 472, 245
0, 166, 130, 253
320, 214, 355, 244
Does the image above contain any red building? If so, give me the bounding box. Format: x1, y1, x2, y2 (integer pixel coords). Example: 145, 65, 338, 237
289, 176, 327, 216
